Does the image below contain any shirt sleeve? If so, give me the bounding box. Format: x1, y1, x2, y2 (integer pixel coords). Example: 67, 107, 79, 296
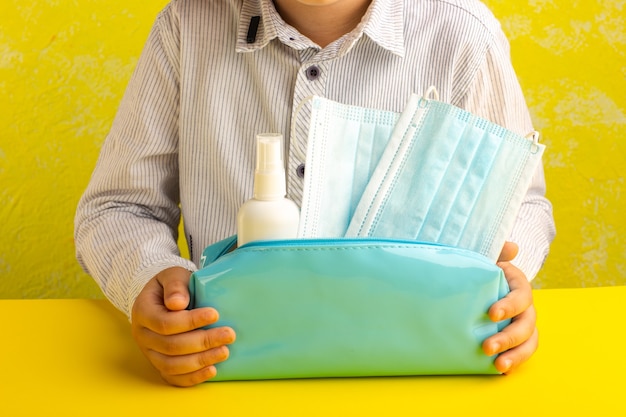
459, 27, 556, 280
74, 6, 196, 318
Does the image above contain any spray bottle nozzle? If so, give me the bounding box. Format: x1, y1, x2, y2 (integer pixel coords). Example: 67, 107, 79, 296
256, 133, 283, 174
253, 133, 286, 200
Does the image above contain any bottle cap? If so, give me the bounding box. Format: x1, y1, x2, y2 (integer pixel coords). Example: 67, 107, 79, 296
254, 133, 286, 200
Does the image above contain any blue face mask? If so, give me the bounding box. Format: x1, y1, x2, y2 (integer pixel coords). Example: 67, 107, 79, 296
297, 98, 400, 238
298, 88, 545, 261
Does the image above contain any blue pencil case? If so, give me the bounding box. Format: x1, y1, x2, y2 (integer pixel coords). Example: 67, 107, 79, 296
188, 236, 510, 381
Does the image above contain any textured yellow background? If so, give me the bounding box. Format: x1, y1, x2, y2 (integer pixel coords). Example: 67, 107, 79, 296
1, 0, 625, 298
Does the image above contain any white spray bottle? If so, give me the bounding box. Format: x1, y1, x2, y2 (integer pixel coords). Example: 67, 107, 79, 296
237, 133, 300, 247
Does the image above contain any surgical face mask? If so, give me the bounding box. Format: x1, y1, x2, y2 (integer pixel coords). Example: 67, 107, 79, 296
299, 88, 545, 261
297, 98, 400, 238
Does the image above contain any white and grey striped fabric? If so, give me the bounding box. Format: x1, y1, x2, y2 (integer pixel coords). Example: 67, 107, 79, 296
75, 0, 555, 318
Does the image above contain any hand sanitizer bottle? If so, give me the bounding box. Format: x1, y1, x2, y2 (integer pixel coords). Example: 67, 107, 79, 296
237, 133, 300, 247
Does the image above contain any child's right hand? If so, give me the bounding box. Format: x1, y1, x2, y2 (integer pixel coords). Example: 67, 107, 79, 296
131, 266, 236, 387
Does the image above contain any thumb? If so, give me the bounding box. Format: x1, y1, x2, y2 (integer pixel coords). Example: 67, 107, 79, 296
156, 267, 192, 311
498, 241, 519, 263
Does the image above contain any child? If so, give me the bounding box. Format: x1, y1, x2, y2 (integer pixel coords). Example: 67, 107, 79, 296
75, 0, 555, 387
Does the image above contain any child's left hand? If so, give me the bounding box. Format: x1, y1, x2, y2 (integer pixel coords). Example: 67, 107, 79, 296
482, 242, 539, 373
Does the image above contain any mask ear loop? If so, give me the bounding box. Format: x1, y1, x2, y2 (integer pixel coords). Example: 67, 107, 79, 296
525, 130, 541, 154
424, 85, 440, 100
419, 85, 440, 108
290, 95, 316, 164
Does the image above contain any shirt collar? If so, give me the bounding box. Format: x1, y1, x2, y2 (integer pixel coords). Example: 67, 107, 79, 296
236, 0, 405, 58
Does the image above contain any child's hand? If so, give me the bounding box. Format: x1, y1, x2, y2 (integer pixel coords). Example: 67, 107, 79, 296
131, 267, 236, 387
482, 242, 538, 373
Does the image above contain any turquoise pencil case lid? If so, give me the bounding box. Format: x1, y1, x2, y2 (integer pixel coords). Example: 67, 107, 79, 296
189, 236, 510, 381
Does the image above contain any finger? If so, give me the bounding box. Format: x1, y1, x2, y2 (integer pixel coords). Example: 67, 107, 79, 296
156, 267, 193, 311
497, 241, 519, 263
494, 327, 539, 374
483, 304, 536, 356
489, 262, 532, 321
142, 306, 221, 336
161, 365, 218, 387
139, 326, 236, 356
147, 345, 230, 377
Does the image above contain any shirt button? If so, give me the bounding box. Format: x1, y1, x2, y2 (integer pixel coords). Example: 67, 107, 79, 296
305, 65, 320, 81
296, 163, 305, 178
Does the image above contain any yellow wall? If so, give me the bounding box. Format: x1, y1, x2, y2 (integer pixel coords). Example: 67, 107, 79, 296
487, 0, 626, 288
1, 0, 625, 298
0, 0, 171, 298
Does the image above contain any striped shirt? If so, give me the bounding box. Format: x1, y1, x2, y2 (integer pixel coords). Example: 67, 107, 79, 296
75, 0, 556, 318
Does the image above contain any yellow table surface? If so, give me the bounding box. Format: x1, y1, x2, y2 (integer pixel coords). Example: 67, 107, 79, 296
2, 287, 625, 416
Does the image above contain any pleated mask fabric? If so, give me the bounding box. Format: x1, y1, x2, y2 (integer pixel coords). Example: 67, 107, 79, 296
297, 97, 399, 238
345, 90, 545, 260
299, 88, 545, 261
